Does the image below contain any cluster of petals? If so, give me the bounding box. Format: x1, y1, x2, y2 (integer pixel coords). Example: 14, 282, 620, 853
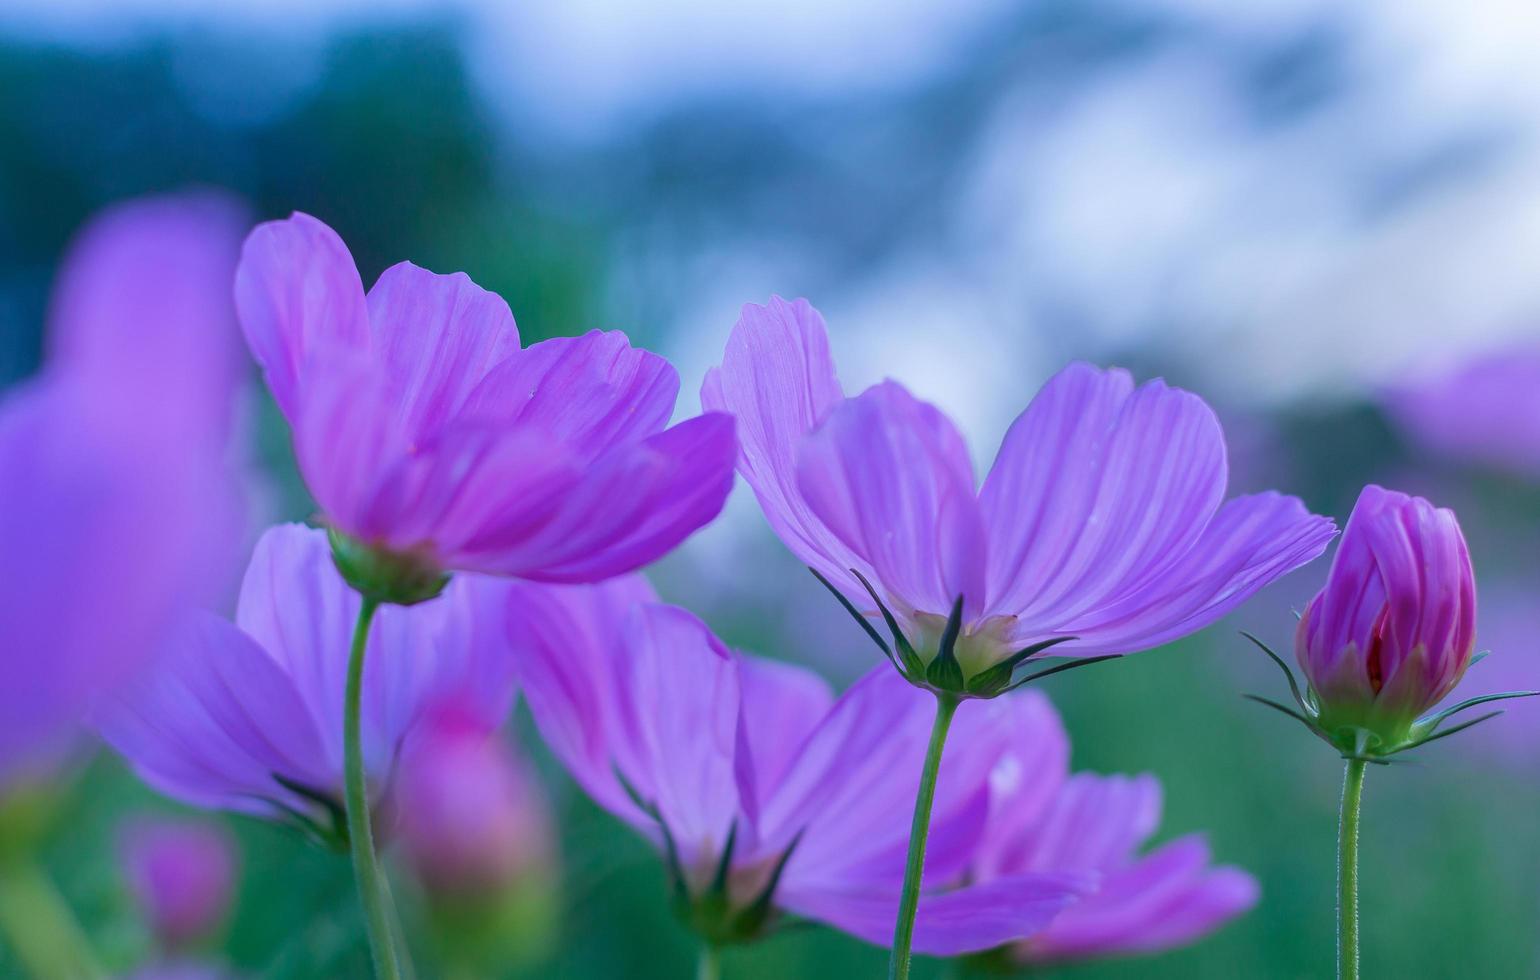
703, 297, 1337, 677
98, 524, 518, 829
507, 575, 1256, 957
0, 193, 248, 787
1296, 484, 1478, 741
234, 213, 735, 582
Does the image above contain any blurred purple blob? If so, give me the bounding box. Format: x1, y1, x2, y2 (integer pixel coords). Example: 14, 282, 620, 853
1297, 485, 1477, 746
395, 715, 555, 897
233, 213, 735, 581
1387, 343, 1540, 479
0, 193, 248, 789
121, 817, 238, 949
702, 297, 1335, 680
96, 524, 517, 830
507, 575, 1090, 955
972, 770, 1257, 965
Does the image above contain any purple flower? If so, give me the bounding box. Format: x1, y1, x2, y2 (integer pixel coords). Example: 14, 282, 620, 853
120, 818, 238, 949
395, 715, 555, 897
1296, 485, 1479, 749
507, 576, 1089, 954
97, 524, 517, 835
702, 297, 1335, 693
0, 194, 247, 788
970, 772, 1257, 966
233, 213, 735, 592
1386, 343, 1540, 479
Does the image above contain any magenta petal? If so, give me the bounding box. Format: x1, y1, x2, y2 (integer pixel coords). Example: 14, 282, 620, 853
781, 872, 1090, 957
732, 656, 835, 827
96, 612, 330, 817
611, 604, 744, 865
476, 412, 737, 582
1034, 491, 1336, 656
1029, 837, 1259, 962
289, 357, 410, 541
758, 669, 937, 878
234, 212, 371, 417
466, 330, 679, 461
981, 363, 1228, 627
365, 261, 520, 438
702, 297, 865, 596
505, 575, 659, 828
797, 381, 985, 619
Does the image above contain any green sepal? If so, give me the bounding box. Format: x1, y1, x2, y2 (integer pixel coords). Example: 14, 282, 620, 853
1002, 655, 1120, 693
924, 595, 966, 692
965, 636, 1081, 696
849, 569, 925, 679
328, 528, 450, 607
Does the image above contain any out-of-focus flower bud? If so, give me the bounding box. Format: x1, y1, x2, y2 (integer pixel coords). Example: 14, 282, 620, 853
120, 818, 238, 950
395, 716, 558, 970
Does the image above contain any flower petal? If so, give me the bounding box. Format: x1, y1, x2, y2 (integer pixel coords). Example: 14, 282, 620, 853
981, 364, 1228, 628
1027, 837, 1258, 963
797, 380, 985, 620
95, 611, 330, 817
464, 412, 736, 582
700, 296, 862, 592
464, 330, 678, 462
732, 655, 835, 831
780, 872, 1090, 957
505, 575, 660, 828
234, 212, 371, 417
365, 261, 520, 439
1031, 491, 1336, 656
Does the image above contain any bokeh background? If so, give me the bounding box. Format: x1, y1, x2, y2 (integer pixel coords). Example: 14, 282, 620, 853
3, 1, 1539, 977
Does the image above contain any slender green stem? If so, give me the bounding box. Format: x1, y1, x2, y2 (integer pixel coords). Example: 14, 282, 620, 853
696, 944, 721, 980
889, 692, 960, 980
0, 857, 102, 978
1337, 757, 1366, 980
343, 597, 402, 980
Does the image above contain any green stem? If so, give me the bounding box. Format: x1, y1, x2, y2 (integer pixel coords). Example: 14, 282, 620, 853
343, 597, 402, 980
1337, 757, 1366, 980
0, 858, 102, 978
696, 944, 721, 980
889, 692, 960, 980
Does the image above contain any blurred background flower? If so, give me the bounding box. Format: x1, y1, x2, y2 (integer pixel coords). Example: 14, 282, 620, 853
1, 1, 1539, 977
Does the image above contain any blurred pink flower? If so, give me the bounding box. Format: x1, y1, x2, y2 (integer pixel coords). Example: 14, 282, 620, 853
0, 193, 248, 788
1387, 343, 1540, 479
120, 817, 238, 949
395, 716, 555, 897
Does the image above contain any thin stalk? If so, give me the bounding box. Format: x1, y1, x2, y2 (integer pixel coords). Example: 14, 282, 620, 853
343, 597, 403, 980
1337, 757, 1366, 980
889, 692, 960, 980
696, 944, 721, 980
0, 857, 102, 978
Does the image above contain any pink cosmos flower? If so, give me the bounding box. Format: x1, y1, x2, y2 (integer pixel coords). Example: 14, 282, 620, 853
506, 575, 1090, 955
97, 524, 517, 836
233, 213, 735, 589
702, 297, 1336, 693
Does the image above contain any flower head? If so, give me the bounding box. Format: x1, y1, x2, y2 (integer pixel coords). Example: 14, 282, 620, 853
234, 213, 736, 600
507, 576, 1089, 954
1, 194, 248, 789
702, 297, 1336, 696
97, 524, 517, 843
1291, 485, 1483, 753
120, 818, 238, 950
